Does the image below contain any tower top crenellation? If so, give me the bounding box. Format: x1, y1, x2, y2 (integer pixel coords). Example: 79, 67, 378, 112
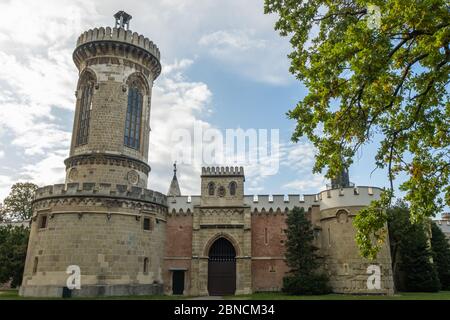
201, 166, 244, 176
75, 26, 160, 61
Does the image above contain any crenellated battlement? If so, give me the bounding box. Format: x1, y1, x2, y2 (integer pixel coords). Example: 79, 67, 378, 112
166, 186, 382, 214
76, 27, 160, 61
201, 166, 244, 176
34, 183, 167, 206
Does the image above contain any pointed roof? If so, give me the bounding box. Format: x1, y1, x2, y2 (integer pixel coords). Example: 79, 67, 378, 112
167, 162, 181, 196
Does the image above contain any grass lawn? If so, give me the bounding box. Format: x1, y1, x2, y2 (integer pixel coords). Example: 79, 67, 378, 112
1, 289, 450, 300
226, 291, 450, 300
0, 290, 189, 300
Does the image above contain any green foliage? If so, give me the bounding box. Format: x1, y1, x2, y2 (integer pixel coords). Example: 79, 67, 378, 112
353, 189, 391, 260
431, 222, 450, 290
387, 202, 440, 292
0, 225, 30, 288
282, 273, 331, 295
400, 223, 440, 292
1, 182, 38, 221
265, 0, 450, 258
283, 207, 331, 294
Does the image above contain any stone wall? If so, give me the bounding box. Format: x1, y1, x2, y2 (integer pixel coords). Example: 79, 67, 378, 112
190, 206, 252, 296
319, 205, 394, 294
20, 194, 167, 297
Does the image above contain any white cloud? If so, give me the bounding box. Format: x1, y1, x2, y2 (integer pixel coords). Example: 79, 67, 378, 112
21, 150, 67, 186
148, 59, 214, 195
279, 142, 326, 193
199, 29, 266, 52
0, 175, 14, 202
198, 28, 292, 85
0, 0, 96, 196
283, 174, 325, 192
0, 0, 98, 48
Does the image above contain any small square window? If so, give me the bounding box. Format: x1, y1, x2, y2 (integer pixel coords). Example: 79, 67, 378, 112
143, 217, 152, 231
39, 215, 48, 229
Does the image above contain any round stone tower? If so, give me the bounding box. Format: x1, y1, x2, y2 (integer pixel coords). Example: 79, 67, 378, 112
20, 12, 168, 297
66, 10, 161, 188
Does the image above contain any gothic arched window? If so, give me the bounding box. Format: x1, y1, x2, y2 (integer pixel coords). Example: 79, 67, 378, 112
208, 182, 215, 196
124, 80, 144, 150
229, 181, 237, 196
76, 74, 94, 146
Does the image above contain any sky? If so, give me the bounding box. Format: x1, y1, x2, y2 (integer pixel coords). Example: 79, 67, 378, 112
0, 0, 414, 207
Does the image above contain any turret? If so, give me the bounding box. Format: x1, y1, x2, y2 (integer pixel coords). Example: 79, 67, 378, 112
200, 166, 245, 207
65, 11, 161, 188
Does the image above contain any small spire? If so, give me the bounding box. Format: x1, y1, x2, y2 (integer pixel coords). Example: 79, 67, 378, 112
114, 11, 132, 30
168, 162, 181, 196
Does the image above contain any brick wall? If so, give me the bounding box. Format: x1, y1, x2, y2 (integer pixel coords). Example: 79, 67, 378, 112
251, 212, 288, 292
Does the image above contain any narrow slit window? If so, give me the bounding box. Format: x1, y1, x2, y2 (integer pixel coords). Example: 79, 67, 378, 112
39, 215, 48, 229
33, 257, 38, 274
143, 257, 149, 274
328, 227, 331, 246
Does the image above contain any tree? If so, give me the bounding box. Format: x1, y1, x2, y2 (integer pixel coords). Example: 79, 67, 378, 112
1, 182, 38, 221
0, 225, 30, 288
431, 222, 450, 289
264, 0, 450, 259
399, 222, 440, 292
387, 200, 411, 290
283, 207, 331, 294
387, 201, 440, 292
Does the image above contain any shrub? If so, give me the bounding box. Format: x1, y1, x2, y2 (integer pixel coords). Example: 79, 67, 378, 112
282, 273, 332, 295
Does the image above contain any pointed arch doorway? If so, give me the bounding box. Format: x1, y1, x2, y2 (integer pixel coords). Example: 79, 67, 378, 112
208, 237, 236, 295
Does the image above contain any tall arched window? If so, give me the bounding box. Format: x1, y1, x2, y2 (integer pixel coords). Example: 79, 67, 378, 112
124, 80, 143, 150
76, 74, 94, 146
208, 182, 215, 196
229, 181, 237, 196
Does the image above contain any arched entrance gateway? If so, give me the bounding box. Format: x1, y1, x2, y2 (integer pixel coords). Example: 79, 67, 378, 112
207, 237, 236, 295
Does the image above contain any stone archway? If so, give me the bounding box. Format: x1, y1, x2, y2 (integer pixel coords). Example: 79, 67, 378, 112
207, 237, 236, 295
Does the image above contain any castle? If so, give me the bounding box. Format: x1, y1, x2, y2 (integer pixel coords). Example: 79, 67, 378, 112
19, 12, 394, 297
